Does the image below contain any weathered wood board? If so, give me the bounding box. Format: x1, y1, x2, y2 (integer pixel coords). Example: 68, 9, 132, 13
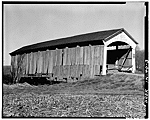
37, 51, 43, 73
79, 47, 84, 65
28, 53, 32, 74
47, 50, 53, 73
21, 53, 27, 75
90, 46, 94, 78
10, 44, 105, 82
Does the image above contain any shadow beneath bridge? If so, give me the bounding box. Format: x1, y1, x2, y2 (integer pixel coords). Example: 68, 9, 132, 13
19, 77, 66, 86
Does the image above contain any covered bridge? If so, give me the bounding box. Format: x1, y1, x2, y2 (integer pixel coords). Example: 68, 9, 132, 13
10, 28, 138, 83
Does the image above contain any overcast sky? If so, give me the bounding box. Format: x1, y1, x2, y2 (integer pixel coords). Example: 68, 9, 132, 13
4, 2, 145, 65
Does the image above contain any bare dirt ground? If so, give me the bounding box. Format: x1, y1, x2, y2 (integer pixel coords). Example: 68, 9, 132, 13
3, 73, 145, 118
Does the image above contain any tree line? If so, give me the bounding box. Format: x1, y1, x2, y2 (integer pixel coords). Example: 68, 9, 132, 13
135, 46, 145, 73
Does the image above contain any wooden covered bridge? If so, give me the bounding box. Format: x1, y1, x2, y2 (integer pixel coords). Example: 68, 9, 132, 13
10, 28, 138, 83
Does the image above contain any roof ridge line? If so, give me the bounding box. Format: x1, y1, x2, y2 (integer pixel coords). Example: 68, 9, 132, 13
103, 28, 123, 41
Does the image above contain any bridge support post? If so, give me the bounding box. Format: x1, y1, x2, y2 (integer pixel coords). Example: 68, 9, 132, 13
102, 45, 107, 75
132, 47, 136, 73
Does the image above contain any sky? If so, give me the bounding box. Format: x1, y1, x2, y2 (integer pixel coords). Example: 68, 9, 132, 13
3, 2, 145, 65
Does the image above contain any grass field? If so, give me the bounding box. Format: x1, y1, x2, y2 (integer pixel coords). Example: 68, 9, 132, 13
3, 68, 145, 118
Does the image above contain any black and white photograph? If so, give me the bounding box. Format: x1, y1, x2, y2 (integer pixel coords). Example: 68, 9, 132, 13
2, 1, 147, 118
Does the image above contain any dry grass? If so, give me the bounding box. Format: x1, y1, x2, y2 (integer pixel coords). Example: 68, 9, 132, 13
3, 94, 145, 118
3, 73, 145, 118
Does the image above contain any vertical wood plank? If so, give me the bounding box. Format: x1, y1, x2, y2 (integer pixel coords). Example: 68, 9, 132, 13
38, 51, 41, 73
63, 48, 66, 65
68, 65, 71, 79
75, 46, 80, 65
67, 48, 71, 65
58, 66, 62, 80
17, 55, 21, 76
46, 50, 50, 73
36, 52, 39, 73
70, 65, 73, 78
86, 65, 90, 78
76, 64, 82, 78
87, 46, 90, 65
93, 52, 96, 76
83, 46, 86, 65
68, 48, 71, 65
63, 65, 66, 78
53, 65, 56, 78
25, 54, 29, 74
17, 54, 21, 79
35, 52, 38, 74
51, 50, 54, 73
95, 46, 100, 75
53, 50, 57, 67
28, 53, 32, 74
94, 45, 98, 65
44, 50, 49, 73
80, 47, 83, 65
76, 65, 79, 78
99, 45, 103, 66
99, 45, 101, 65
66, 48, 69, 65
78, 46, 80, 65
60, 65, 63, 79
59, 49, 62, 65
52, 50, 55, 74
70, 48, 73, 65
56, 65, 59, 78
31, 52, 35, 74
99, 45, 103, 74
101, 45, 104, 66
16, 54, 22, 81
56, 49, 59, 66
56, 49, 60, 66
41, 51, 44, 73
36, 51, 40, 73
14, 55, 18, 78
39, 51, 42, 74
27, 53, 30, 74
84, 46, 87, 64
43, 51, 47, 73
74, 65, 78, 78
22, 53, 27, 75
11, 56, 15, 80
63, 48, 67, 65
84, 46, 89, 77
82, 65, 85, 77
73, 48, 76, 65
75, 47, 78, 65
39, 51, 43, 73
63, 65, 70, 78
11, 56, 15, 73
48, 50, 52, 73
86, 46, 88, 65
90, 46, 94, 78
97, 45, 99, 65
29, 52, 32, 74
32, 52, 36, 74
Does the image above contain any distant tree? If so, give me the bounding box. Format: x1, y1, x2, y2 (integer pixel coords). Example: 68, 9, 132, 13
135, 46, 144, 73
